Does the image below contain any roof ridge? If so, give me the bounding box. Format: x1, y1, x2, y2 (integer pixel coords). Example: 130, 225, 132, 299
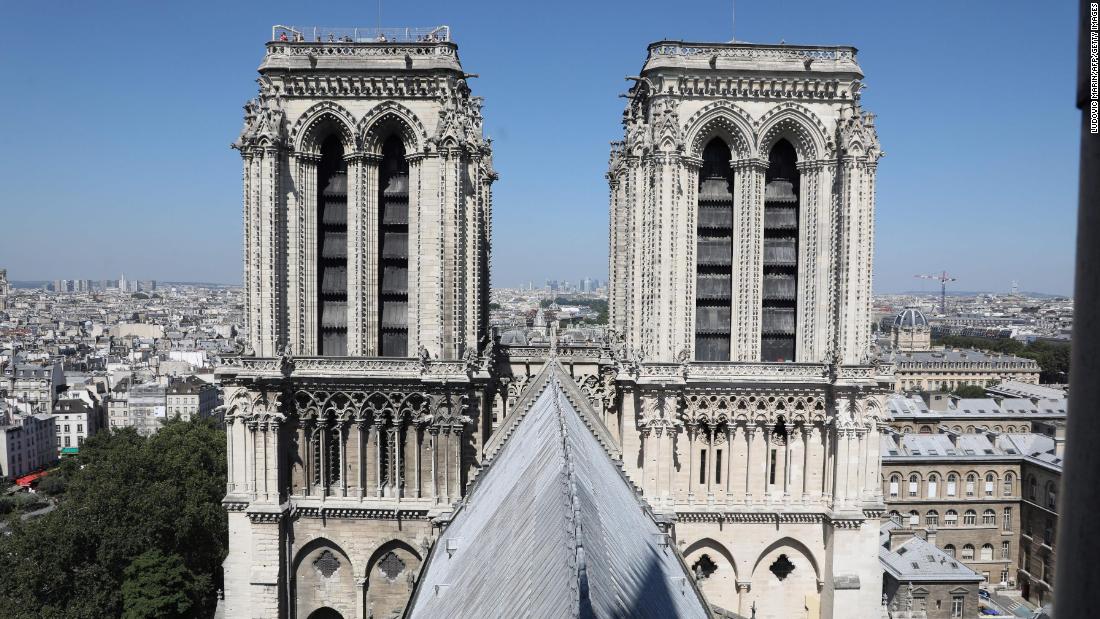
551, 381, 586, 618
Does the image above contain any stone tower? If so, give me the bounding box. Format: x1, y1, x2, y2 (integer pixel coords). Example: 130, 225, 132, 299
606, 41, 892, 618
218, 26, 496, 619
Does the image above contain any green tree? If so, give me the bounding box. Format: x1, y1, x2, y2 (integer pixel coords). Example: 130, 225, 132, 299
0, 418, 227, 618
121, 550, 199, 619
951, 384, 988, 399
933, 335, 1070, 383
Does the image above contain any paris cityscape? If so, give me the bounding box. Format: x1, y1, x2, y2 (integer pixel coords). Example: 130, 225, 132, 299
0, 2, 1091, 619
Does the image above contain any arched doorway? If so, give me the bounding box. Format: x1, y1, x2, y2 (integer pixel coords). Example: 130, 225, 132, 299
307, 607, 343, 619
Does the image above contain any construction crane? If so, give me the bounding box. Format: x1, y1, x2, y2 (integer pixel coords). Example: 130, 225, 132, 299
914, 271, 957, 314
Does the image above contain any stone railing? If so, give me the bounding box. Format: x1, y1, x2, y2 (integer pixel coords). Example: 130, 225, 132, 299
218, 356, 470, 379
648, 42, 857, 63
265, 41, 456, 58
500, 345, 609, 360
633, 362, 830, 382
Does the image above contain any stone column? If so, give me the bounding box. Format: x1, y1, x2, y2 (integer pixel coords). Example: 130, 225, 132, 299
731, 158, 768, 360
744, 423, 756, 504
347, 152, 379, 356
686, 422, 696, 503
374, 420, 385, 498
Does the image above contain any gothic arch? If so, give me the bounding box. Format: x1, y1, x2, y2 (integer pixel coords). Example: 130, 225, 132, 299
363, 538, 423, 579
293, 536, 354, 573
684, 538, 739, 609
756, 103, 829, 161
684, 101, 756, 159
293, 537, 357, 619
364, 538, 423, 618
291, 101, 358, 154
358, 101, 426, 153
750, 536, 821, 582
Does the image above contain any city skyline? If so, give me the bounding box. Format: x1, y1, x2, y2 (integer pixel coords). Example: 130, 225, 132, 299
0, 1, 1079, 294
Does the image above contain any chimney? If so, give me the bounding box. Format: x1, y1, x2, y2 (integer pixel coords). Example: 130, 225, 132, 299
1053, 422, 1066, 458
889, 527, 916, 552
929, 393, 952, 412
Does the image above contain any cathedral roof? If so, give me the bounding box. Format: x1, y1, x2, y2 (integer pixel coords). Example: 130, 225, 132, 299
406, 362, 709, 619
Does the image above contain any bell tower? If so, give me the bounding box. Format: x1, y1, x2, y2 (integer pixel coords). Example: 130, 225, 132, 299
607, 40, 892, 619
219, 26, 497, 619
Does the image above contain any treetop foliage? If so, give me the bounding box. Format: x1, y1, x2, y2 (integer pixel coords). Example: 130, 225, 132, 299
0, 418, 227, 619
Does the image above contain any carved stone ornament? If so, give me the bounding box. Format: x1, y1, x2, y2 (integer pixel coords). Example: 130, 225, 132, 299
378, 551, 406, 581
769, 554, 795, 581
314, 549, 341, 578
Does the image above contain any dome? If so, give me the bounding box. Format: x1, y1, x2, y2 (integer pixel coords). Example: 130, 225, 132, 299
893, 307, 929, 329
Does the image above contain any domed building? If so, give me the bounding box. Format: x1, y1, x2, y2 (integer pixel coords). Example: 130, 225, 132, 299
892, 307, 931, 352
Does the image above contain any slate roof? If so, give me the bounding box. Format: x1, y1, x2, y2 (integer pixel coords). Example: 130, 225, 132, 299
406, 362, 710, 619
879, 522, 981, 583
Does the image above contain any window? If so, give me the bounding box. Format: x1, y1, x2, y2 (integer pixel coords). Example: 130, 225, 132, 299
961, 544, 975, 560
715, 449, 723, 485
77, 424, 83, 433
909, 474, 919, 497
1002, 541, 1010, 560
1003, 472, 1015, 496
694, 138, 735, 360
945, 510, 958, 526
927, 474, 938, 498
1046, 482, 1057, 510
926, 510, 939, 526
699, 449, 707, 485
966, 473, 976, 497
985, 473, 995, 496
944, 544, 957, 558
983, 509, 996, 525
964, 510, 977, 525
64, 436, 70, 447
759, 139, 799, 362
1001, 568, 1010, 584
55, 436, 60, 446
1029, 476, 1037, 501
981, 544, 994, 561
909, 511, 920, 527
889, 474, 900, 497
1044, 518, 1053, 545
952, 595, 963, 618
64, 424, 70, 433
317, 134, 349, 355
947, 473, 958, 496
1003, 507, 1012, 531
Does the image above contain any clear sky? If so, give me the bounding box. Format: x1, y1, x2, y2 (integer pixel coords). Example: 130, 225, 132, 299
0, 1, 1080, 294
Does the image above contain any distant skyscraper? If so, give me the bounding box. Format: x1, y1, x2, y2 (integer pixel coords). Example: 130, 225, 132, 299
0, 268, 8, 310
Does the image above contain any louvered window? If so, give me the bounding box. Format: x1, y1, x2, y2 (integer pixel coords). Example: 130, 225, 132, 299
378, 136, 409, 356
760, 139, 799, 361
694, 139, 734, 360
318, 136, 348, 355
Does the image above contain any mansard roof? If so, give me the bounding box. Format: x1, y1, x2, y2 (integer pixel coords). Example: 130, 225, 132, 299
406, 362, 709, 619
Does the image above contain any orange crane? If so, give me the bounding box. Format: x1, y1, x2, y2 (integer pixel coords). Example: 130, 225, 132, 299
914, 271, 957, 314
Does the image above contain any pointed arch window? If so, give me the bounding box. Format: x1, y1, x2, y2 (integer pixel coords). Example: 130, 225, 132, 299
378, 136, 410, 356
318, 135, 348, 355
694, 138, 734, 360
761, 139, 799, 361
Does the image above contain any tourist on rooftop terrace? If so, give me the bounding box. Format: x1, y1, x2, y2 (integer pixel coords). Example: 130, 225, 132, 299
279, 31, 288, 42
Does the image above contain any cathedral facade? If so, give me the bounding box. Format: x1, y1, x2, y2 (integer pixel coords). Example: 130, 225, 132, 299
606, 41, 891, 618
220, 28, 891, 619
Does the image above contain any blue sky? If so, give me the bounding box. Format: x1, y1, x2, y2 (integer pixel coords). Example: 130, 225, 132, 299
0, 1, 1080, 294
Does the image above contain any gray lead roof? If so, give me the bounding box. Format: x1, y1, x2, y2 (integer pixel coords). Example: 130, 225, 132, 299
406, 363, 710, 619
